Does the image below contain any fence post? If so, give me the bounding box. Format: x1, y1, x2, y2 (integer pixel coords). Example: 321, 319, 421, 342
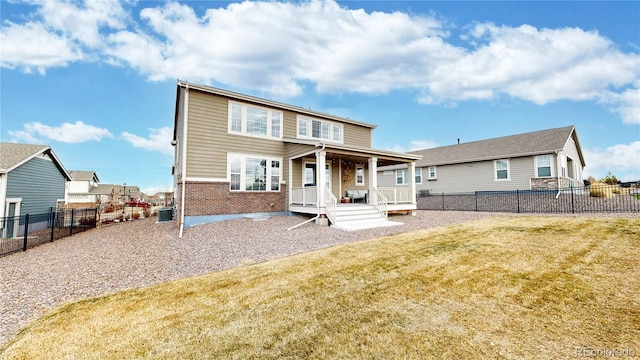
22, 214, 29, 252
475, 192, 478, 212
50, 209, 55, 242
516, 190, 520, 213
442, 192, 445, 211
571, 187, 575, 214
70, 209, 74, 237
94, 208, 98, 228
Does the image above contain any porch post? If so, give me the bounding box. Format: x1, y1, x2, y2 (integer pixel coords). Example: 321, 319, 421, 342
410, 161, 417, 215
368, 157, 378, 205
317, 151, 327, 215
288, 158, 293, 205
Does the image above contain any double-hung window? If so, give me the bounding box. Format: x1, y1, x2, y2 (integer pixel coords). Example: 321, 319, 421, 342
229, 154, 282, 192
297, 116, 343, 143
396, 169, 408, 185
428, 166, 436, 180
495, 159, 510, 180
229, 102, 282, 139
356, 165, 365, 186
536, 155, 552, 177
415, 168, 422, 184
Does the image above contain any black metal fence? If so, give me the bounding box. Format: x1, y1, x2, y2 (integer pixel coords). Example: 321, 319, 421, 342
417, 184, 640, 214
0, 208, 97, 257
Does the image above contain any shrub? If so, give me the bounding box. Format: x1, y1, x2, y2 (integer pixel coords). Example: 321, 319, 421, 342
143, 208, 151, 217
132, 213, 140, 220
589, 183, 614, 198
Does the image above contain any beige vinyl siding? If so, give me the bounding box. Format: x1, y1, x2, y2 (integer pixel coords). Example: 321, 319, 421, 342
174, 87, 185, 182
562, 137, 583, 180
186, 90, 286, 180
330, 160, 340, 198
414, 157, 537, 194
283, 111, 298, 139
343, 123, 372, 148
378, 170, 397, 187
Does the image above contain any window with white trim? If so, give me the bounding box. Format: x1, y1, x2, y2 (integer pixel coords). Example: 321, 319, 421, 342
415, 168, 422, 184
396, 169, 408, 185
428, 166, 436, 180
228, 101, 282, 139
356, 165, 365, 186
536, 155, 552, 177
495, 159, 510, 180
297, 116, 343, 143
228, 154, 282, 191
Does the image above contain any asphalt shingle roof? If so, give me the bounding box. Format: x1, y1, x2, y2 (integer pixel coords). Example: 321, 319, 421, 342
0, 143, 50, 171
410, 125, 579, 167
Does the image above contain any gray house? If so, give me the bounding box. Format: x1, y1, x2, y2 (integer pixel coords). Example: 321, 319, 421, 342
0, 143, 71, 237
378, 125, 586, 194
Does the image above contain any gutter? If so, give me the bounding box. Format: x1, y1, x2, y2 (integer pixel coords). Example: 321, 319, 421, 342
179, 84, 190, 239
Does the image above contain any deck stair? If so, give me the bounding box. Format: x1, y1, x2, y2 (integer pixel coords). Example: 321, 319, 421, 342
331, 204, 402, 231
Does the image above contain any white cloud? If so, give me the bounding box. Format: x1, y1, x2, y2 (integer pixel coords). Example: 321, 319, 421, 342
584, 141, 640, 181
1, 0, 128, 72
0, 21, 82, 73
8, 121, 113, 143
385, 139, 439, 153
36, 0, 128, 47
2, 0, 638, 124
121, 127, 174, 155
418, 24, 640, 108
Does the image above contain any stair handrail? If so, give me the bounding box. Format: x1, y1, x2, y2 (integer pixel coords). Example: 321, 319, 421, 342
325, 187, 337, 225
374, 188, 388, 219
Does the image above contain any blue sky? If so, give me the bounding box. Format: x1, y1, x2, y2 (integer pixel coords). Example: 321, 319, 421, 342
1, 0, 639, 194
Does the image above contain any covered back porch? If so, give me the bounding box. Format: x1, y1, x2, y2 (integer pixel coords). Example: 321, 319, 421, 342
285, 141, 421, 225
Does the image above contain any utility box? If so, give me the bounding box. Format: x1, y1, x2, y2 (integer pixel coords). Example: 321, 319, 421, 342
158, 207, 173, 222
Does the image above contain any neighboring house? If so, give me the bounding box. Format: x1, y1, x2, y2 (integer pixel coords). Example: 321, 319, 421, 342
172, 81, 421, 230
0, 143, 71, 237
378, 125, 586, 194
65, 171, 142, 209
66, 170, 101, 208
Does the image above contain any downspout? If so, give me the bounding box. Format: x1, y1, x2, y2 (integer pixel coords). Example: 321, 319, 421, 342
286, 143, 326, 231
555, 150, 562, 199
179, 84, 189, 238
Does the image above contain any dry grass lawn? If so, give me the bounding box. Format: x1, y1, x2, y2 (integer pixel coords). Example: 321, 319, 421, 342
1, 216, 639, 359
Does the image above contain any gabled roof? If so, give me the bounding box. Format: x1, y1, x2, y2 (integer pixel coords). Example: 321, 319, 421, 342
409, 125, 584, 167
69, 170, 100, 182
0, 142, 71, 180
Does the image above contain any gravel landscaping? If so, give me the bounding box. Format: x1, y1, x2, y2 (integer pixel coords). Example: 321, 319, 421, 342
0, 210, 636, 347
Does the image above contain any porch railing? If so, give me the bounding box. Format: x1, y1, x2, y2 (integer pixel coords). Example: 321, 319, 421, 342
378, 187, 412, 204
374, 189, 389, 219
291, 186, 318, 205
326, 187, 337, 225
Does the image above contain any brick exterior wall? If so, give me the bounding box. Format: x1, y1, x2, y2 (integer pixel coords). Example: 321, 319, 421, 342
179, 181, 287, 217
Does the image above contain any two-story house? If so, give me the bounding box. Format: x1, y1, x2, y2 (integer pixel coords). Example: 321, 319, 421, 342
378, 125, 586, 194
171, 81, 421, 233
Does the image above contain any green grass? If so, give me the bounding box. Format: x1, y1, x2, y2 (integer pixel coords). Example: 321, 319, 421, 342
1, 216, 639, 359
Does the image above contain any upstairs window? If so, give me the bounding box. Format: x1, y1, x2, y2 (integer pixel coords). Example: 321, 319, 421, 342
536, 155, 552, 177
297, 116, 343, 143
228, 101, 282, 139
